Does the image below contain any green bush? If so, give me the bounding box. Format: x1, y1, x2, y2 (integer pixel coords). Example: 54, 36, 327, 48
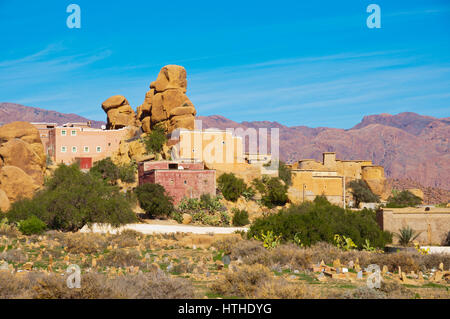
386, 190, 422, 208
7, 164, 137, 231
252, 176, 288, 208
176, 195, 228, 226
278, 161, 292, 186
217, 173, 246, 202
18, 216, 46, 235
143, 124, 167, 154
135, 183, 174, 218
232, 209, 250, 226
348, 179, 380, 207
91, 158, 120, 182
91, 158, 136, 184
248, 196, 392, 249
262, 177, 288, 208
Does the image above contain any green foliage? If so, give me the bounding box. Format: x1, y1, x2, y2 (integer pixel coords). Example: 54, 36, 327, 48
278, 161, 292, 186
253, 176, 288, 208
18, 216, 46, 235
386, 190, 422, 208
91, 158, 136, 184
395, 226, 421, 246
348, 179, 380, 207
143, 124, 167, 154
217, 173, 247, 202
232, 209, 250, 226
248, 196, 392, 249
91, 157, 119, 182
176, 195, 229, 226
242, 187, 256, 201
135, 183, 174, 218
253, 230, 282, 250
362, 239, 377, 252
7, 164, 137, 231
333, 234, 357, 251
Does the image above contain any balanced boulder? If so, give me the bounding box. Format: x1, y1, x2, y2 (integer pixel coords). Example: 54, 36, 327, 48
102, 95, 137, 129
138, 65, 196, 134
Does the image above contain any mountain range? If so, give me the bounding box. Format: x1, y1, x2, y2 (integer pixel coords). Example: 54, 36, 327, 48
1, 102, 448, 192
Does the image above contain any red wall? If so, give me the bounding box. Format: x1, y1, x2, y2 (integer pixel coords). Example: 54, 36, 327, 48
154, 170, 216, 204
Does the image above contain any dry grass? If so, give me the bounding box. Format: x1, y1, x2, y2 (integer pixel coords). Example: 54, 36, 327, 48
0, 249, 28, 264
0, 270, 195, 299
211, 264, 315, 299
99, 249, 144, 268
63, 233, 109, 254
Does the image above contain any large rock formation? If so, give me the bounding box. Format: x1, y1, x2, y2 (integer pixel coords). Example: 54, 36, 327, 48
102, 95, 137, 129
0, 189, 10, 213
0, 122, 45, 207
137, 65, 196, 134
0, 166, 40, 203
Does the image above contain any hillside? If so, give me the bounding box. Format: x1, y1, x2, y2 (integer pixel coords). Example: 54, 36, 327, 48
0, 103, 105, 128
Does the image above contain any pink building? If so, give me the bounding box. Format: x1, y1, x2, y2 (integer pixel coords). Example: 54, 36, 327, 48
46, 123, 129, 166
138, 161, 216, 204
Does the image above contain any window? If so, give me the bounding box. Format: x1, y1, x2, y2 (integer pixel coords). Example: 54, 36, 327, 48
96, 146, 101, 153
61, 146, 67, 153
61, 130, 67, 136
83, 146, 89, 153
72, 146, 77, 153
71, 130, 77, 136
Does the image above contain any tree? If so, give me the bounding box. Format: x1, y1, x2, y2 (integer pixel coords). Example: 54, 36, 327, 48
7, 164, 137, 231
278, 161, 292, 186
249, 196, 392, 248
217, 173, 246, 202
90, 157, 136, 184
386, 190, 422, 208
143, 124, 167, 154
135, 183, 174, 218
348, 179, 380, 207
262, 177, 288, 208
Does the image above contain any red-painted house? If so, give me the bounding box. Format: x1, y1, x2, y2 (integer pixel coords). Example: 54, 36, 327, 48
138, 161, 216, 204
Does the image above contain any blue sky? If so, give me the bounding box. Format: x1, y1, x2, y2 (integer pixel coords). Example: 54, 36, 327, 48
0, 0, 449, 128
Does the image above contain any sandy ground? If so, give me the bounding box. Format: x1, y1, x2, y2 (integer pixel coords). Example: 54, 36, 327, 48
79, 223, 248, 235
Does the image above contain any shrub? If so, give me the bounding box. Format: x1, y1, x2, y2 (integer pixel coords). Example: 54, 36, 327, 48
217, 173, 246, 202
348, 179, 380, 207
248, 196, 392, 248
262, 177, 288, 208
7, 164, 137, 231
395, 226, 421, 246
91, 157, 136, 184
18, 216, 46, 235
135, 183, 174, 218
90, 157, 120, 182
232, 209, 250, 226
143, 124, 167, 154
0, 218, 20, 237
118, 162, 137, 183
386, 190, 422, 208
176, 195, 228, 226
278, 161, 292, 186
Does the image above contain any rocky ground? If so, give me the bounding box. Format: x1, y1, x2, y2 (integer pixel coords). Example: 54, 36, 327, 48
0, 227, 448, 299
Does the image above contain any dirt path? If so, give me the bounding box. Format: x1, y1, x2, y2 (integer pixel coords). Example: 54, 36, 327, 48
79, 223, 248, 235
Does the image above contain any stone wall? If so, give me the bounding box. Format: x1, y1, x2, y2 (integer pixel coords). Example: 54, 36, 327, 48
377, 207, 450, 245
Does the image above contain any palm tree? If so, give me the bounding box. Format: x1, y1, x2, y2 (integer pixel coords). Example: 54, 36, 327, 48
395, 226, 421, 246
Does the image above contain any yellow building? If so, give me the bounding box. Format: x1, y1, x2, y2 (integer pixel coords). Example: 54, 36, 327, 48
170, 129, 276, 183
290, 152, 388, 207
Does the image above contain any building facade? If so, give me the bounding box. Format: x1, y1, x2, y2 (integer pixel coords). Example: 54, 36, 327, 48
32, 122, 128, 167
138, 161, 216, 204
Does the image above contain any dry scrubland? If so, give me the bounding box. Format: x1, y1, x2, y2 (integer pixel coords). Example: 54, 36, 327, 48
0, 228, 449, 299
